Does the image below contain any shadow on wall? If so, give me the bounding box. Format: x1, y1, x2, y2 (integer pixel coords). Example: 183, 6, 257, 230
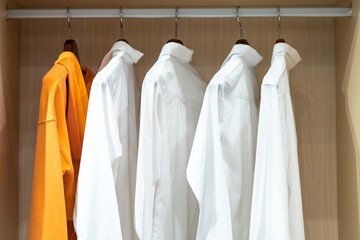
0, 3, 19, 238
336, 2, 360, 239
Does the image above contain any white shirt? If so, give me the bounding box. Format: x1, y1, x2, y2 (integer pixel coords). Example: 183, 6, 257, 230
249, 43, 305, 240
134, 42, 206, 240
187, 44, 263, 240
74, 41, 143, 240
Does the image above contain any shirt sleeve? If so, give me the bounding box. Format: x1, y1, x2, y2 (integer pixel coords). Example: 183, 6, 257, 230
134, 76, 163, 240
28, 121, 68, 240
73, 80, 123, 240
186, 78, 233, 240
28, 79, 68, 240
249, 83, 290, 240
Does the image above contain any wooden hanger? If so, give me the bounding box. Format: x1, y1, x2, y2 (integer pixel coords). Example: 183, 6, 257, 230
117, 39, 129, 43
276, 7, 286, 44
64, 39, 80, 61
235, 39, 250, 45
167, 7, 184, 45
167, 39, 183, 45
235, 7, 250, 46
64, 8, 81, 64
116, 8, 129, 44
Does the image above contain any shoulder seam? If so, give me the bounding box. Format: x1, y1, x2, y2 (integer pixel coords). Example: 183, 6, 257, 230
38, 119, 56, 125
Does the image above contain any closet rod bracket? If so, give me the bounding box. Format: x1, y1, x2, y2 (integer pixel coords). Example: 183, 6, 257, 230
348, 2, 353, 16
5, 5, 11, 18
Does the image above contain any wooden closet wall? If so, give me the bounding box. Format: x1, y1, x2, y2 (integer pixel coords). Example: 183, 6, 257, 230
0, 0, 19, 238
17, 16, 338, 239
336, 0, 360, 239
0, 1, 355, 240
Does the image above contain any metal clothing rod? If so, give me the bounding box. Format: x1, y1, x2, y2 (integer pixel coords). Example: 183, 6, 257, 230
5, 7, 352, 19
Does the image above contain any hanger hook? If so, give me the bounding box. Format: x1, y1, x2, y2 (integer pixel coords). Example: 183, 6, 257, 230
277, 7, 282, 39
120, 7, 124, 39
236, 6, 244, 40
175, 7, 179, 39
67, 7, 72, 39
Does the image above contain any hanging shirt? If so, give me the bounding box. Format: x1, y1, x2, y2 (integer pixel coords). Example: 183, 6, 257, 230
187, 44, 263, 240
249, 43, 305, 240
28, 52, 94, 240
134, 42, 207, 240
73, 41, 143, 240
82, 66, 94, 96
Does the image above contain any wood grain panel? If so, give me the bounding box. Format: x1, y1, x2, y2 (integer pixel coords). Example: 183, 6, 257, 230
15, 0, 347, 8
19, 17, 338, 239
335, 0, 360, 239
0, 0, 19, 239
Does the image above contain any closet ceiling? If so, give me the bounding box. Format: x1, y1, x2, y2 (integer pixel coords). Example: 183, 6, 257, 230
14, 0, 350, 8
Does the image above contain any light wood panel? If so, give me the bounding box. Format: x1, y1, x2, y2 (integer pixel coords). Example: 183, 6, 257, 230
19, 17, 338, 239
335, 0, 360, 239
15, 0, 348, 8
0, 0, 19, 239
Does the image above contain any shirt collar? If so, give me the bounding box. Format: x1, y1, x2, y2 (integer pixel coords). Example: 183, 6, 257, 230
272, 42, 301, 70
56, 51, 80, 68
55, 51, 89, 118
98, 41, 143, 72
159, 42, 194, 62
56, 52, 83, 82
222, 44, 263, 67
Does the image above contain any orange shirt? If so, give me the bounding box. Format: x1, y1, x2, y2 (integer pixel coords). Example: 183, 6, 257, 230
28, 52, 94, 240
